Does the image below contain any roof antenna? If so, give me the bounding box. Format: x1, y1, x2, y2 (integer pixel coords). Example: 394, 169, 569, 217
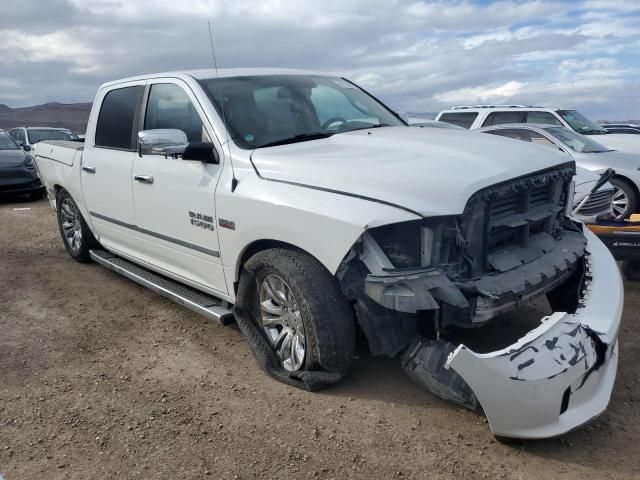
208, 21, 238, 192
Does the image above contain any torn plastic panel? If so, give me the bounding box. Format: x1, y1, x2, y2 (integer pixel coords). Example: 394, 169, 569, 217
402, 228, 623, 438
401, 337, 479, 410
336, 167, 622, 437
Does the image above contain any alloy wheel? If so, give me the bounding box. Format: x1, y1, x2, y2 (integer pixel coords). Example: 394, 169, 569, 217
60, 198, 83, 254
259, 273, 306, 372
612, 186, 629, 220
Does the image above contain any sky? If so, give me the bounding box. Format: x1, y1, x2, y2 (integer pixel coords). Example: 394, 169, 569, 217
1, 0, 639, 119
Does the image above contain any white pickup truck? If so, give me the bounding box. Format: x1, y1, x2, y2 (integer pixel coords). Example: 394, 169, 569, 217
34, 68, 622, 439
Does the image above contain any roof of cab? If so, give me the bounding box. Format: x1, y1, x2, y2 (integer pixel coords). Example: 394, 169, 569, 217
100, 68, 330, 89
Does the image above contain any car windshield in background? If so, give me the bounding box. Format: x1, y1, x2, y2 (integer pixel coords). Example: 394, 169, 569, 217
557, 110, 608, 135
198, 75, 405, 149
28, 129, 78, 144
545, 127, 611, 153
0, 132, 20, 150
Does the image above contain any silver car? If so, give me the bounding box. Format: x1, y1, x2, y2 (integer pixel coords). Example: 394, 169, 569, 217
477, 123, 640, 220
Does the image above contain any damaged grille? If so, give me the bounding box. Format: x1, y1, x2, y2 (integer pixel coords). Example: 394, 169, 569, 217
457, 163, 575, 278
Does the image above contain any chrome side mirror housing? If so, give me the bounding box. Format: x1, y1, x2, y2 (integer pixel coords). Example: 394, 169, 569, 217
138, 129, 188, 157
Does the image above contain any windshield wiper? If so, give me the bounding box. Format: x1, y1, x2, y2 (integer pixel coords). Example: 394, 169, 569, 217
257, 132, 334, 148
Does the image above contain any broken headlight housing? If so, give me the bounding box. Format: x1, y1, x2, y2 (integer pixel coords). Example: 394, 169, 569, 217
367, 217, 461, 271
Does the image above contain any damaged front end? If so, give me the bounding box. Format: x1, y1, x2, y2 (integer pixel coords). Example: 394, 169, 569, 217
337, 165, 623, 438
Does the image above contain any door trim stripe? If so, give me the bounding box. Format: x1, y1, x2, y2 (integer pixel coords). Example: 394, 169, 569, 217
89, 211, 221, 258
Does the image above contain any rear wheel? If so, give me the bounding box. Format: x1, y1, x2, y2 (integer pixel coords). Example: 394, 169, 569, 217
56, 190, 100, 262
610, 177, 638, 220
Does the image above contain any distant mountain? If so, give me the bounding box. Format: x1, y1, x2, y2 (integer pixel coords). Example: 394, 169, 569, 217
0, 102, 93, 134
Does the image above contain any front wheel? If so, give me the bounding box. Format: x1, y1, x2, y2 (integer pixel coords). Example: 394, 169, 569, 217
56, 190, 100, 262
234, 248, 356, 390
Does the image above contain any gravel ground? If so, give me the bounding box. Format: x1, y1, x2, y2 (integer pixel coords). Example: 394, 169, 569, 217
1, 196, 639, 480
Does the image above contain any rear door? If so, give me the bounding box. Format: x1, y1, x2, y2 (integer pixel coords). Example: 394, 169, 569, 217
131, 80, 227, 296
81, 82, 145, 257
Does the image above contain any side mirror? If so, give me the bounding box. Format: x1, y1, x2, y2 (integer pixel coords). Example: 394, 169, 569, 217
138, 129, 188, 157
137, 129, 219, 164
22, 144, 32, 152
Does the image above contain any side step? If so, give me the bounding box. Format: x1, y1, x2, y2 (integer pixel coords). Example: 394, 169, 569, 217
90, 249, 235, 325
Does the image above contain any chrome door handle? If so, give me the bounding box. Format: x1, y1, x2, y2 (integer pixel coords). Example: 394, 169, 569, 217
82, 165, 96, 173
134, 175, 154, 184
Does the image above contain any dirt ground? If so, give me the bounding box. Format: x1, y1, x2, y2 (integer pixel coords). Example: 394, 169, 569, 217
1, 196, 639, 480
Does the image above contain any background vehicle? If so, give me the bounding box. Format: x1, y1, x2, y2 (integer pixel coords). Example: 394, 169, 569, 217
407, 118, 465, 130
601, 123, 640, 135
33, 68, 622, 439
8, 127, 79, 147
0, 131, 45, 199
435, 106, 640, 154
477, 123, 640, 220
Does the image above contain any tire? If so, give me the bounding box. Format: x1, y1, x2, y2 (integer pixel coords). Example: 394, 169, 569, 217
610, 177, 638, 220
55, 189, 100, 262
234, 248, 356, 391
622, 261, 640, 282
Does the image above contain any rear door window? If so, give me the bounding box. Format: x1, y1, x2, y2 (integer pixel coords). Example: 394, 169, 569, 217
482, 111, 526, 126
438, 112, 478, 129
95, 86, 144, 150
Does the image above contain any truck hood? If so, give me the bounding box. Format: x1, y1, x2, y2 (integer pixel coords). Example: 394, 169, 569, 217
250, 127, 572, 217
0, 150, 27, 168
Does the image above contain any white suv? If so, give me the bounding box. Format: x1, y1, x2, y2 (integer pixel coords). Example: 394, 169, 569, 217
435, 105, 640, 154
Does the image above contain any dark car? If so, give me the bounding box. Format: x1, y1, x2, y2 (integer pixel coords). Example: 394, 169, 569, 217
0, 131, 45, 199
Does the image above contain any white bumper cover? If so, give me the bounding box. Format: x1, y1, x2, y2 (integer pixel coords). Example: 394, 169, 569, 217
447, 227, 623, 438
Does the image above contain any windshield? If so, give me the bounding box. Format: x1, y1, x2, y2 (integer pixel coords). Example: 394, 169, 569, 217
28, 129, 78, 144
545, 127, 611, 153
198, 75, 405, 149
557, 110, 608, 135
0, 132, 20, 150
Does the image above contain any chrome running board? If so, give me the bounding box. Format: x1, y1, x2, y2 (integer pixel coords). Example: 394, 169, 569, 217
90, 249, 235, 325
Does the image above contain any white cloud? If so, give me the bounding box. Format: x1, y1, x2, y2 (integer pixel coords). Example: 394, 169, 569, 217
433, 80, 527, 104
0, 0, 638, 120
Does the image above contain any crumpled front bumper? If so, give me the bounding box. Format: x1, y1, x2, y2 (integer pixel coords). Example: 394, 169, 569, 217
446, 227, 623, 439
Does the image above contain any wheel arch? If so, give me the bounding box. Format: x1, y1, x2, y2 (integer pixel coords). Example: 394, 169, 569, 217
612, 174, 640, 196
233, 239, 327, 294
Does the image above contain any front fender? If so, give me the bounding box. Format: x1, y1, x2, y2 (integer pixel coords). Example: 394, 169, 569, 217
215, 170, 420, 300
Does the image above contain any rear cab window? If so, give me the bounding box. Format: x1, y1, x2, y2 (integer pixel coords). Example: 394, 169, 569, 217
438, 112, 478, 129
95, 86, 145, 150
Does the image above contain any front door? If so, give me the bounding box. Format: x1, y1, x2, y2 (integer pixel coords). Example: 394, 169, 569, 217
131, 81, 227, 296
